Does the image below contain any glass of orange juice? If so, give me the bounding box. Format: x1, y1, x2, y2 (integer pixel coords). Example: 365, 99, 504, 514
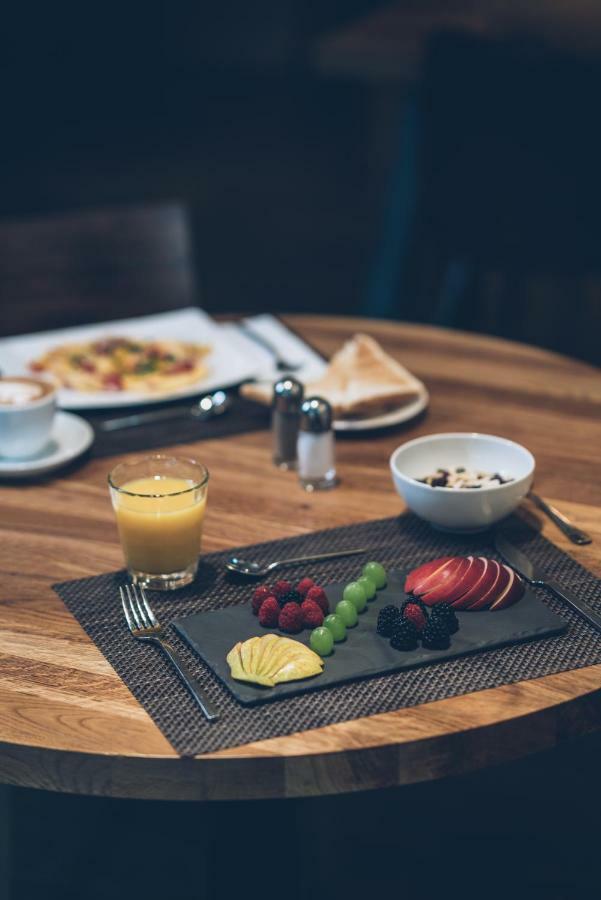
108, 455, 209, 590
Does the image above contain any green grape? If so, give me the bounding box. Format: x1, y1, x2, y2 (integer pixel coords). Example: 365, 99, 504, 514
363, 561, 387, 589
323, 613, 347, 642
310, 626, 334, 657
336, 599, 358, 627
343, 581, 367, 613
357, 575, 376, 600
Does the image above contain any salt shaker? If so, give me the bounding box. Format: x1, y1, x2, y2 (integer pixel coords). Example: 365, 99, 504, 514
297, 396, 337, 491
272, 376, 303, 469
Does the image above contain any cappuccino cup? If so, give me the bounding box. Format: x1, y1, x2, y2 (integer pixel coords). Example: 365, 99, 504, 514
0, 376, 57, 458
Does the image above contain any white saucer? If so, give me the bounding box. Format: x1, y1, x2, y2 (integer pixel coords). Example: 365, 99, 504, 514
0, 412, 94, 479
334, 386, 429, 432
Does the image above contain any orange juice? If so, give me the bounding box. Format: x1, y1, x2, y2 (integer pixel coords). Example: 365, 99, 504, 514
109, 456, 209, 590
112, 476, 207, 575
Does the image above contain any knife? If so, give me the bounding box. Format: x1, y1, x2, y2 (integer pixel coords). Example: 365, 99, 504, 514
99, 390, 231, 432
528, 491, 592, 545
495, 532, 601, 633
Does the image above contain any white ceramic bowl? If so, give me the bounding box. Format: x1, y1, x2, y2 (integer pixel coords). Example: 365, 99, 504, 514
390, 433, 535, 532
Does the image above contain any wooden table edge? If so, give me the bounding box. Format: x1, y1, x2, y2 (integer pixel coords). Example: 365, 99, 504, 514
3, 665, 601, 801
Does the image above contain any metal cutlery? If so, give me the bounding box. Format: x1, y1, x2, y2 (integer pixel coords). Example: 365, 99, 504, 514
495, 532, 601, 633
120, 583, 219, 722
100, 389, 231, 432
225, 546, 369, 578
236, 321, 302, 372
528, 491, 592, 545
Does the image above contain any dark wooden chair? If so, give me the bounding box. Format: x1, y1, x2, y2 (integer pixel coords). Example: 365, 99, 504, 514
0, 203, 198, 336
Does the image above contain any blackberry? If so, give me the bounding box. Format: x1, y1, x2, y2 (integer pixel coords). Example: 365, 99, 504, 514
421, 618, 451, 649
278, 589, 303, 607
390, 619, 419, 651
397, 598, 409, 616
430, 603, 459, 634
377, 605, 400, 637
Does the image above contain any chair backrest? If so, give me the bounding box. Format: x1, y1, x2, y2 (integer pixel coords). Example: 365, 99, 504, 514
0, 203, 198, 336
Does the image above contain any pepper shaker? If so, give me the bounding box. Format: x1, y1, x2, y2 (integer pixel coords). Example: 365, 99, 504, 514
272, 376, 303, 469
297, 396, 338, 491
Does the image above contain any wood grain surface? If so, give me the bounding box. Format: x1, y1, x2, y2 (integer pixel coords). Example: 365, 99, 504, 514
1, 315, 601, 800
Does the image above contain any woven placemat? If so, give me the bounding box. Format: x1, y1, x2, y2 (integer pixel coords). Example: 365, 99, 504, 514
54, 515, 601, 756
82, 392, 270, 458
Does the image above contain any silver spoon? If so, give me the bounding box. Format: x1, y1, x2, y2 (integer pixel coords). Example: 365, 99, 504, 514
100, 390, 231, 432
529, 491, 592, 545
225, 546, 369, 578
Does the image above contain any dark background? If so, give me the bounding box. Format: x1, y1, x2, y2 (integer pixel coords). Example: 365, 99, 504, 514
1, 1, 600, 364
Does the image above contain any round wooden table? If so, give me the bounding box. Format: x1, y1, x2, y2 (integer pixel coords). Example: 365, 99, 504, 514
1, 315, 601, 801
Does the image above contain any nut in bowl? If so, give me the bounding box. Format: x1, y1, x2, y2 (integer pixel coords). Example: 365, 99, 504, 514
390, 433, 535, 532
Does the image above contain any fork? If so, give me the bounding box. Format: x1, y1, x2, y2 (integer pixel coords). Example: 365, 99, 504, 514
120, 583, 219, 723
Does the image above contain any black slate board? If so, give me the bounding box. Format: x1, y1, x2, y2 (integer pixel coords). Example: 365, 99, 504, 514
174, 569, 567, 706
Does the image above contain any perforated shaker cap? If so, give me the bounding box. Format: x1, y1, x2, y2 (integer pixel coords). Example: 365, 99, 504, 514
273, 377, 304, 412
299, 396, 332, 432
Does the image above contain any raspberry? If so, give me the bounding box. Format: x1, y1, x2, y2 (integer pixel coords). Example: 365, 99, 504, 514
252, 585, 272, 615
273, 580, 292, 599
403, 603, 428, 632
407, 596, 429, 615
278, 602, 304, 634
258, 596, 280, 627
305, 585, 329, 615
300, 599, 324, 628
296, 577, 315, 598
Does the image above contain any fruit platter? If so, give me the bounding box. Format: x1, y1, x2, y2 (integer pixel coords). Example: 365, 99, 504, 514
174, 556, 568, 705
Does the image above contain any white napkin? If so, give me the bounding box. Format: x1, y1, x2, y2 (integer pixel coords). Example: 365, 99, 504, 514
221, 315, 327, 398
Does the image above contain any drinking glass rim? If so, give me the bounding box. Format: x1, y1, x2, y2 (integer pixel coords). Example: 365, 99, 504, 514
108, 454, 209, 498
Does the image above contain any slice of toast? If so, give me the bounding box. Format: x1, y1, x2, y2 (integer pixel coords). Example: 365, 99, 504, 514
304, 333, 423, 418
240, 333, 424, 418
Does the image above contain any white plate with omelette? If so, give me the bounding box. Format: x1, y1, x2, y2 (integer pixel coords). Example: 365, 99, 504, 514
0, 308, 261, 410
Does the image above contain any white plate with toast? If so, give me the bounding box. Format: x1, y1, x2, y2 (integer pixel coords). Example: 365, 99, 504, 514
240, 329, 429, 432
334, 384, 429, 431
306, 333, 428, 431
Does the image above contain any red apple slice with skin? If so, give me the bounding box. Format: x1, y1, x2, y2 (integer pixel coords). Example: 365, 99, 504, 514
404, 556, 457, 595
451, 557, 491, 609
421, 556, 474, 605
489, 565, 525, 610
414, 557, 468, 605
466, 560, 508, 610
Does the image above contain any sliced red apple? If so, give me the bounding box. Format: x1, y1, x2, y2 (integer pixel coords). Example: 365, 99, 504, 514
421, 556, 474, 604
466, 560, 509, 610
451, 557, 492, 609
416, 557, 468, 605
404, 556, 456, 595
406, 554, 525, 613
489, 565, 525, 610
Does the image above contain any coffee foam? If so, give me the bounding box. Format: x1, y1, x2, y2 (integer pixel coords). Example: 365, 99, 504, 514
0, 378, 50, 406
